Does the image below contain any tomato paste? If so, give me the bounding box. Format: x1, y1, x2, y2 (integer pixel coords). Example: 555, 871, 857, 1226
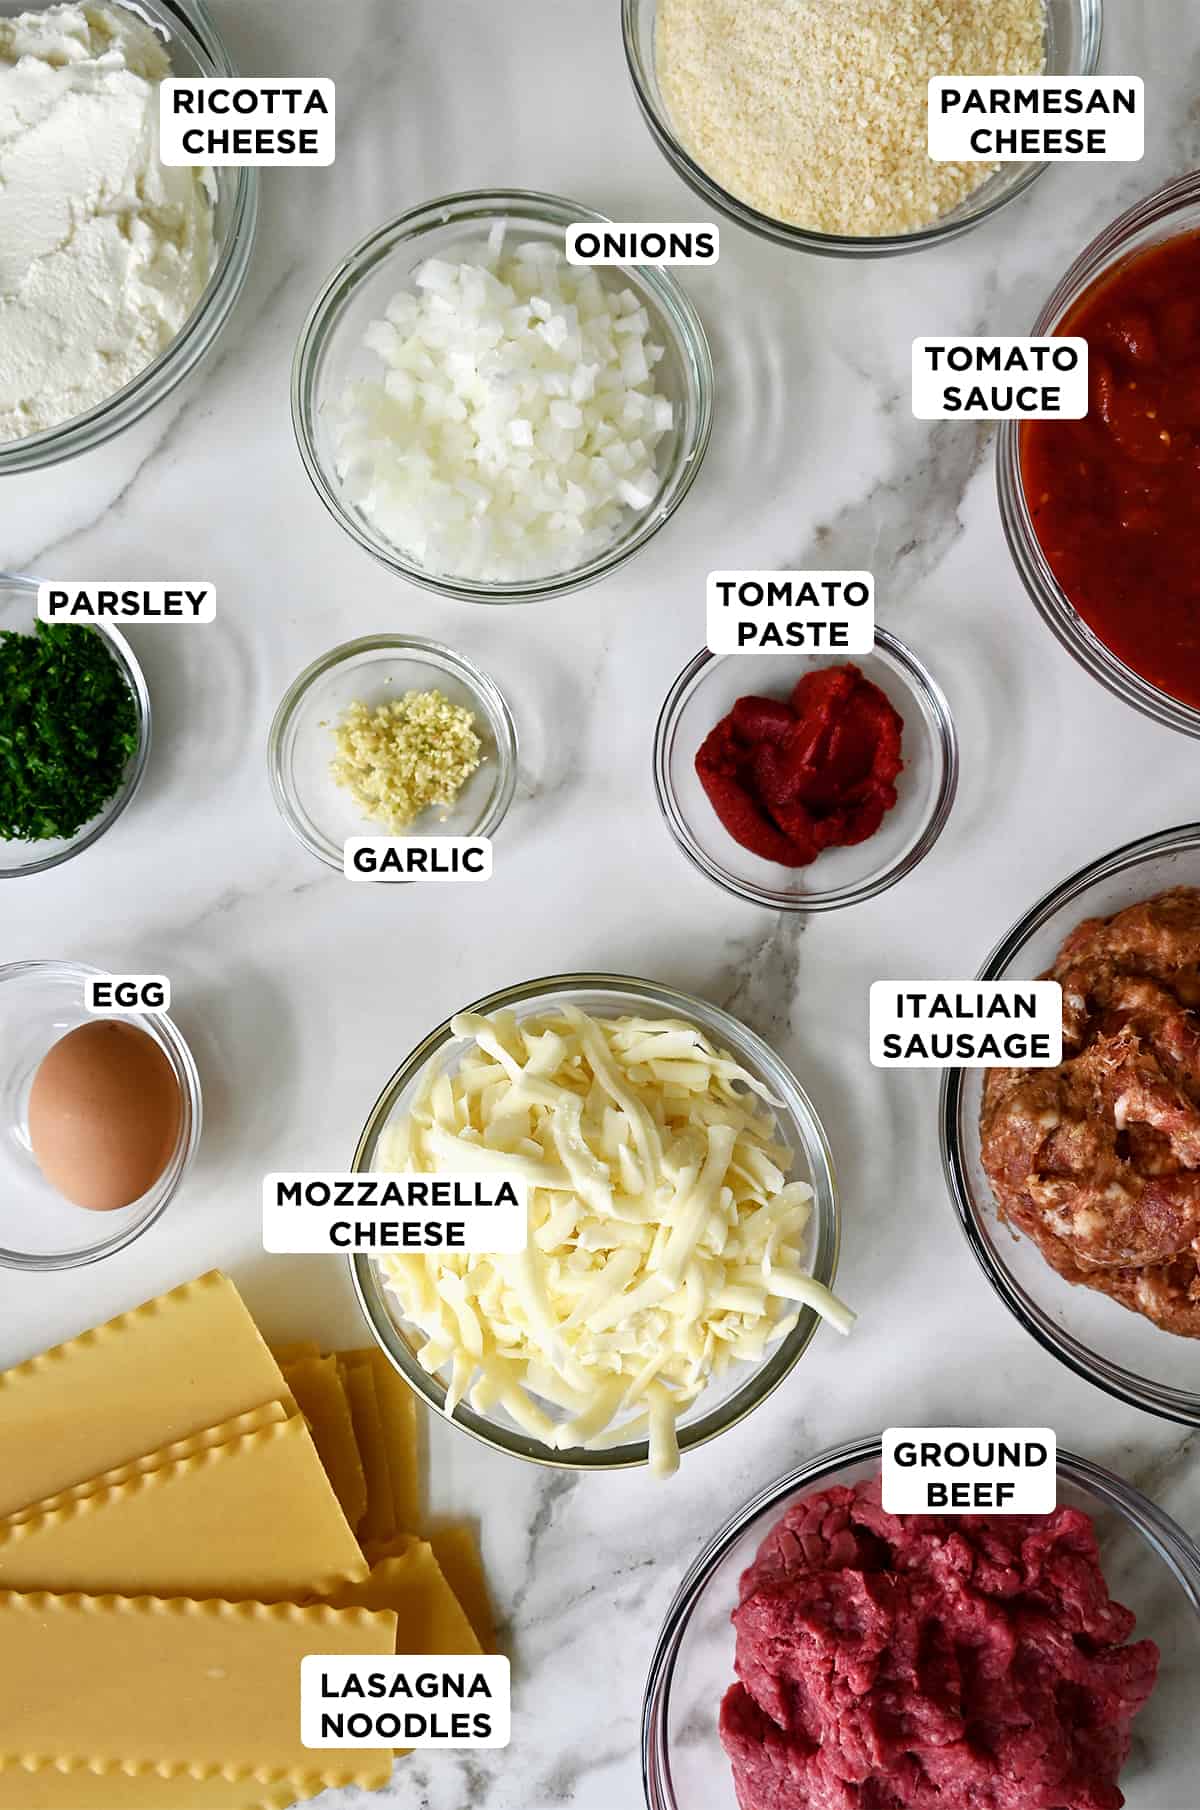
721, 1478, 1159, 1810
1021, 228, 1200, 708
695, 664, 903, 867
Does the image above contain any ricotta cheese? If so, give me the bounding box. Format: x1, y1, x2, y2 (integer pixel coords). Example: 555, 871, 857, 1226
0, 4, 214, 442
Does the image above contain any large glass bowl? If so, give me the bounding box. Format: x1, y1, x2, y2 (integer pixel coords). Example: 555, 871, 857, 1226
643, 1434, 1200, 1810
267, 634, 518, 872
0, 0, 257, 474
292, 189, 714, 602
941, 823, 1200, 1426
0, 960, 203, 1270
623, 0, 1101, 257
0, 575, 151, 877
653, 630, 958, 911
350, 974, 839, 1470
999, 171, 1200, 737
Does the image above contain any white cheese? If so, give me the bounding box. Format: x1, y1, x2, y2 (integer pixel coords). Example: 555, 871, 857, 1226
0, 4, 214, 442
657, 0, 1046, 237
378, 1007, 854, 1477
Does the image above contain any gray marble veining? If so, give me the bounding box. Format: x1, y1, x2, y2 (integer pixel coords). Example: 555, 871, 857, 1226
3, 4, 1199, 1807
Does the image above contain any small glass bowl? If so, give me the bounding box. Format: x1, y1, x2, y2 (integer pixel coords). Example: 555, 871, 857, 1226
267, 634, 518, 872
653, 630, 958, 912
643, 1434, 1200, 1810
0, 575, 151, 878
999, 171, 1200, 737
941, 822, 1200, 1426
0, 960, 202, 1270
291, 189, 714, 602
350, 974, 840, 1470
0, 0, 257, 474
623, 0, 1101, 258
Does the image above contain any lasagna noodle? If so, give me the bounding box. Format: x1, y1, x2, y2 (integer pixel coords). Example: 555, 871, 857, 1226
0, 1412, 366, 1598
353, 1349, 420, 1535
0, 1273, 291, 1516
282, 1356, 368, 1531
271, 1342, 321, 1366
339, 1357, 396, 1544
427, 1524, 497, 1653
0, 1591, 396, 1787
320, 1540, 481, 1657
0, 1767, 302, 1810
366, 1526, 496, 1653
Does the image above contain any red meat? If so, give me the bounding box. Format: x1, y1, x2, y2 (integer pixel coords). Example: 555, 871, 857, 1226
720, 1478, 1159, 1810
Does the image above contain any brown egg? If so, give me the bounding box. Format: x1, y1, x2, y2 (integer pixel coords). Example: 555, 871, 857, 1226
28, 1020, 182, 1212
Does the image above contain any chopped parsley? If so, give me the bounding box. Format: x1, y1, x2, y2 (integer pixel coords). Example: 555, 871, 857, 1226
0, 619, 140, 842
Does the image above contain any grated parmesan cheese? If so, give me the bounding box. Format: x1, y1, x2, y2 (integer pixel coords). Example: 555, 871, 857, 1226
329, 689, 483, 832
656, 0, 1046, 237
377, 1006, 854, 1477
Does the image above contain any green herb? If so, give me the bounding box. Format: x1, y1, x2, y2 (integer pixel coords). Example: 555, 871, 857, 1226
0, 619, 140, 842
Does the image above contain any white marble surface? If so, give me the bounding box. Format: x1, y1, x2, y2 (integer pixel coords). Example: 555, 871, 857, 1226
3, 3, 1200, 1807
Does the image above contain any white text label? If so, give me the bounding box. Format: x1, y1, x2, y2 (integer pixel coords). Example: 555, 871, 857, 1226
706, 571, 875, 655
160, 79, 335, 165
912, 338, 1088, 420
343, 837, 492, 883
38, 583, 215, 623
929, 77, 1144, 163
883, 1427, 1057, 1514
262, 1172, 528, 1255
301, 1655, 510, 1748
566, 222, 719, 266
84, 974, 170, 1013
870, 981, 1063, 1067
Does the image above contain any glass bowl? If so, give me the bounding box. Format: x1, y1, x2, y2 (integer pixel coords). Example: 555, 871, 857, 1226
622, 0, 1101, 258
291, 188, 714, 602
0, 0, 257, 474
643, 1434, 1200, 1810
0, 960, 202, 1270
0, 575, 151, 878
267, 634, 518, 873
350, 973, 840, 1470
653, 629, 957, 911
999, 171, 1200, 737
941, 822, 1200, 1426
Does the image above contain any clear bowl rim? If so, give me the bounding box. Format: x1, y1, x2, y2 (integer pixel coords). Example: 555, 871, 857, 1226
349, 970, 841, 1470
997, 169, 1200, 738
0, 0, 258, 475
290, 186, 715, 603
652, 628, 959, 912
0, 573, 152, 877
266, 632, 520, 872
939, 819, 1200, 1425
641, 1429, 1200, 1810
621, 0, 1103, 259
0, 957, 203, 1270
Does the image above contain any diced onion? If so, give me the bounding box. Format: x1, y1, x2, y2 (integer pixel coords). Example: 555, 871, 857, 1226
335, 240, 675, 585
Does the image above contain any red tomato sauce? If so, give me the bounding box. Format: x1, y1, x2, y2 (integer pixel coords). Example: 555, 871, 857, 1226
694, 663, 903, 867
1021, 228, 1200, 708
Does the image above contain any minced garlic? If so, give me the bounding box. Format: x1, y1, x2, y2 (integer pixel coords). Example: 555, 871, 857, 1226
329, 689, 483, 831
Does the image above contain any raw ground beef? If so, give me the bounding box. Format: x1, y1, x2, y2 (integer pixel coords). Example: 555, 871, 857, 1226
719, 1478, 1158, 1810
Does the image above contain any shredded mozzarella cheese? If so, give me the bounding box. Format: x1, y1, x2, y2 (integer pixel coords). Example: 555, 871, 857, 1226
377, 1006, 853, 1476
